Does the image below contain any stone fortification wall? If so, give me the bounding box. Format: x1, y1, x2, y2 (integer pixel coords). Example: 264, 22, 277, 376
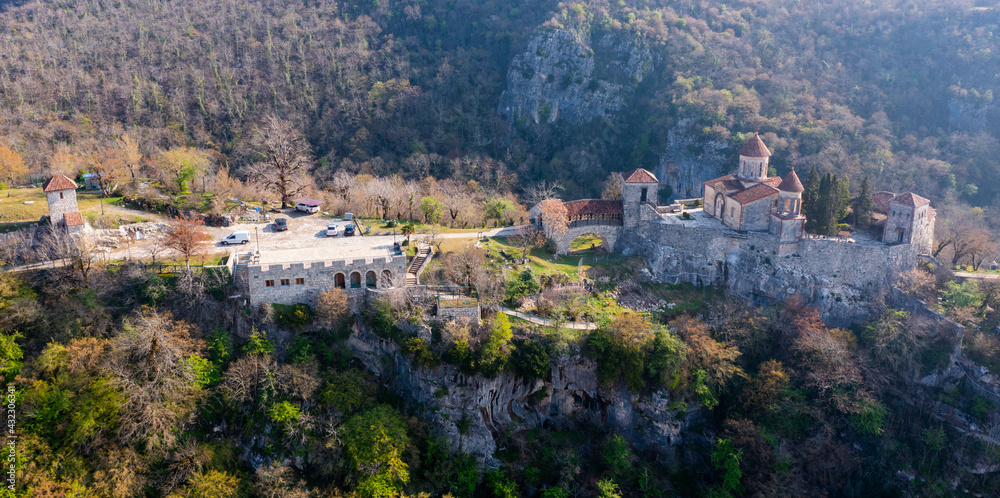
624, 221, 919, 325
242, 255, 406, 306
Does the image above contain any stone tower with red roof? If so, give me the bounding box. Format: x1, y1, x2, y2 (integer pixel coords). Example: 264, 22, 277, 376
883, 192, 935, 255
43, 174, 80, 227
621, 168, 660, 229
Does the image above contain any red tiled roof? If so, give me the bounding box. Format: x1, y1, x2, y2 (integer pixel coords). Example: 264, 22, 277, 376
738, 134, 771, 158
42, 174, 77, 192
64, 212, 85, 226
729, 183, 778, 205
703, 173, 736, 188
890, 192, 930, 208
777, 169, 804, 192
761, 177, 782, 187
623, 168, 658, 184
562, 199, 623, 217
872, 191, 895, 214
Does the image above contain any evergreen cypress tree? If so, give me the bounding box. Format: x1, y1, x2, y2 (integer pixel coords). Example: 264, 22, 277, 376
852, 175, 874, 228
803, 167, 821, 232
835, 174, 851, 228
816, 173, 835, 235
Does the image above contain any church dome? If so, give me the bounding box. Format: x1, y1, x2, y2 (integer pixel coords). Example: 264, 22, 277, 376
737, 134, 771, 158
777, 169, 804, 193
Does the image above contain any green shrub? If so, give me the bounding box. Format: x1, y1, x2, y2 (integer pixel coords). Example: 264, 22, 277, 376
206, 328, 233, 364
510, 339, 551, 380
242, 329, 274, 356
0, 332, 23, 382
477, 314, 514, 377
274, 303, 313, 329
268, 400, 302, 424
712, 438, 744, 497
319, 370, 376, 415
481, 470, 517, 498
365, 297, 400, 339
505, 269, 541, 306
405, 337, 441, 367
342, 405, 411, 498
185, 354, 216, 388
287, 335, 317, 363
851, 399, 888, 435
970, 396, 997, 420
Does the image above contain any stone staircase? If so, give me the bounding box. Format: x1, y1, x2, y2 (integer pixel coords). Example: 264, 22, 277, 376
406, 244, 433, 286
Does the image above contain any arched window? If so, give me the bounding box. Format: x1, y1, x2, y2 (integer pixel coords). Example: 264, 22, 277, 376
350, 272, 361, 289
380, 270, 393, 288
366, 271, 376, 288
335, 273, 346, 289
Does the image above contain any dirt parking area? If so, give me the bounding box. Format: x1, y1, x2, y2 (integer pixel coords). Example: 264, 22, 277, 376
207, 210, 407, 263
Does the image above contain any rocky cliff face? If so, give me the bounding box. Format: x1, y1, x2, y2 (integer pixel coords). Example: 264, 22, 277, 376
348, 324, 692, 465
498, 29, 652, 125
655, 118, 731, 200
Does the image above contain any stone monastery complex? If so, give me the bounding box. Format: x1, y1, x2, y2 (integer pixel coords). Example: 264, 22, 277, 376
531, 134, 936, 323
39, 134, 936, 322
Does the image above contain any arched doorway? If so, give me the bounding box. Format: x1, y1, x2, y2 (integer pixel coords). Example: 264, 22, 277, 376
714, 193, 726, 219
350, 272, 361, 288
568, 233, 609, 254
366, 271, 377, 288
380, 270, 393, 288
335, 273, 346, 289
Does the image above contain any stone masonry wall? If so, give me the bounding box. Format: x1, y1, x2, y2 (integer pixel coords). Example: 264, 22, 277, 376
623, 221, 920, 325
243, 255, 406, 306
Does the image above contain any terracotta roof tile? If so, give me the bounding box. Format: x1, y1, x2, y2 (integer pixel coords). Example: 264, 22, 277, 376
738, 134, 771, 158
703, 173, 737, 188
872, 191, 896, 214
890, 192, 930, 208
623, 168, 658, 184
42, 175, 77, 192
562, 199, 623, 217
729, 183, 778, 205
64, 212, 85, 226
777, 170, 804, 192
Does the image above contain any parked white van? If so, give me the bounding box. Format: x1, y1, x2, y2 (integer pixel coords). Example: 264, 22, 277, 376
221, 231, 251, 245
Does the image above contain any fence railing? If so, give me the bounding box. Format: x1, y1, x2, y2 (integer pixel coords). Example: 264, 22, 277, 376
567, 219, 623, 229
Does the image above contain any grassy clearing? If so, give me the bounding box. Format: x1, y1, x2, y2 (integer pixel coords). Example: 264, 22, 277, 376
568, 234, 606, 252
85, 212, 149, 228
480, 237, 590, 277
0, 188, 123, 222
341, 217, 495, 236
139, 252, 230, 267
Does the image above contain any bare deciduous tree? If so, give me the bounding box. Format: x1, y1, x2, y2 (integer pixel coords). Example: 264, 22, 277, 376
108, 311, 203, 456
164, 214, 210, 269
243, 116, 313, 208
315, 287, 350, 327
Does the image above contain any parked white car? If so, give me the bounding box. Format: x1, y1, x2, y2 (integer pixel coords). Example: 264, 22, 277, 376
295, 203, 320, 214
221, 231, 250, 245
325, 224, 339, 237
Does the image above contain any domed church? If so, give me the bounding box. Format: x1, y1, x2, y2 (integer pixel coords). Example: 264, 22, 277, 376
702, 134, 806, 243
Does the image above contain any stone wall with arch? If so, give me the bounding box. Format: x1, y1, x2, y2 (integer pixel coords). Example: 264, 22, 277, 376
551, 224, 623, 255
238, 255, 406, 306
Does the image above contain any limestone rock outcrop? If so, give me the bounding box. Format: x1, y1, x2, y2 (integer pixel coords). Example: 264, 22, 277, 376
498, 29, 651, 126
349, 324, 691, 465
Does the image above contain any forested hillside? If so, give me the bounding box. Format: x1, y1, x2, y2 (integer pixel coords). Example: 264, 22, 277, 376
2, 0, 1000, 206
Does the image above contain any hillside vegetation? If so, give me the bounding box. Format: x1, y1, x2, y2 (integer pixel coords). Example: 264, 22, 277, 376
1, 0, 1000, 206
